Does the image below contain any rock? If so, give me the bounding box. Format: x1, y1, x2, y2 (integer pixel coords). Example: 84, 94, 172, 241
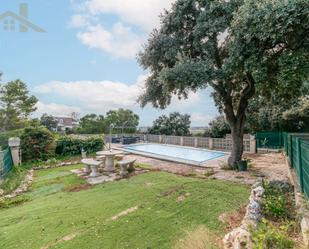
223, 227, 253, 249
0, 189, 4, 196
223, 182, 265, 249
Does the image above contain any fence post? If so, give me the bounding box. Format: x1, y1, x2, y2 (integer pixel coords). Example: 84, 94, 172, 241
250, 135, 257, 154
159, 135, 163, 143
297, 139, 304, 192
0, 151, 4, 176
180, 137, 184, 146
194, 137, 198, 147
8, 137, 21, 166
209, 138, 214, 150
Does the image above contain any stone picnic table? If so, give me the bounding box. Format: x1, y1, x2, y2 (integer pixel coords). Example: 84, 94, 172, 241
96, 150, 119, 172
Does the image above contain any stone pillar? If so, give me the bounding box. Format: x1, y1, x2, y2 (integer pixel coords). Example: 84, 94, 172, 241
194, 137, 198, 148
209, 138, 214, 150
8, 137, 21, 166
250, 135, 257, 154
180, 137, 184, 146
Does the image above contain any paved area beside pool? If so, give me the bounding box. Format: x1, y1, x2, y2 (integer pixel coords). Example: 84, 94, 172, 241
111, 144, 288, 185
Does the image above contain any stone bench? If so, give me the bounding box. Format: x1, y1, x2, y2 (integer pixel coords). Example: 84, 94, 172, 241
117, 159, 136, 176
81, 159, 101, 177
115, 154, 125, 161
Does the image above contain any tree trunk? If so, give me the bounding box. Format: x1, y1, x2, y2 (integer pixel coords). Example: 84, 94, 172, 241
228, 124, 245, 168
224, 98, 248, 169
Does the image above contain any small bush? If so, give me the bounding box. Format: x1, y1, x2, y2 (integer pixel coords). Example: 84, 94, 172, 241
55, 136, 104, 156
0, 195, 30, 209
262, 181, 295, 220
252, 219, 294, 249
0, 167, 27, 195
21, 126, 55, 162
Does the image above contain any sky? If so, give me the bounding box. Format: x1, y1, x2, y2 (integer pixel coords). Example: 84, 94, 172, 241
0, 0, 219, 126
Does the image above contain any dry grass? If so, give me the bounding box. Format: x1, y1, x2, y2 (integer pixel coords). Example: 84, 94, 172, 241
174, 226, 222, 249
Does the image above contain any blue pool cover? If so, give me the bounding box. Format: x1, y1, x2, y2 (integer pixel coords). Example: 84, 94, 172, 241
122, 143, 226, 164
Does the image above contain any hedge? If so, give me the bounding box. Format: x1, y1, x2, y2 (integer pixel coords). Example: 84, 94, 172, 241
55, 136, 104, 156
21, 126, 55, 161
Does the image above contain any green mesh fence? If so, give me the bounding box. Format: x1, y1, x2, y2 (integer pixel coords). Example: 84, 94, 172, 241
284, 134, 309, 198
0, 148, 13, 178
300, 140, 309, 199
256, 131, 283, 149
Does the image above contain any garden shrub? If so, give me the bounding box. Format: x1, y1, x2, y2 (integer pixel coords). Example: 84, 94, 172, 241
55, 135, 104, 156
252, 219, 294, 249
21, 126, 55, 162
262, 181, 295, 220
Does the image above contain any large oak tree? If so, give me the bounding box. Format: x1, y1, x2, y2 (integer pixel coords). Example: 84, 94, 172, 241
138, 0, 309, 167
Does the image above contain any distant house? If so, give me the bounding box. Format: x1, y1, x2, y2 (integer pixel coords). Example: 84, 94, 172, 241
0, 3, 45, 32
55, 117, 79, 132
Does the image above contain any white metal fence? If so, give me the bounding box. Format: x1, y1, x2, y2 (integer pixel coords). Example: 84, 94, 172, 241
77, 133, 255, 153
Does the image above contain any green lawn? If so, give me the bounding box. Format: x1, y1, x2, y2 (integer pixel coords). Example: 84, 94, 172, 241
0, 165, 249, 249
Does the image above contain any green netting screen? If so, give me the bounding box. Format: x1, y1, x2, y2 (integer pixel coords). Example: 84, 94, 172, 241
256, 131, 283, 149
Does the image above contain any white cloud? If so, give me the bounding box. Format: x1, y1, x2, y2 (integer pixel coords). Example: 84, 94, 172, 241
33, 75, 200, 116
69, 0, 175, 59
68, 14, 91, 28
191, 113, 213, 125
83, 0, 175, 32
77, 23, 145, 59
35, 102, 81, 117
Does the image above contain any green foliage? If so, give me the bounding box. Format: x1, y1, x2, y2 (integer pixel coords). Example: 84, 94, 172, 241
262, 181, 295, 220
204, 116, 231, 138
76, 113, 107, 134
0, 195, 30, 209
283, 96, 309, 132
76, 109, 140, 134
0, 80, 38, 131
0, 166, 28, 195
149, 112, 191, 136
21, 126, 55, 162
252, 219, 294, 249
55, 135, 104, 156
40, 114, 58, 131
0, 129, 24, 149
138, 0, 309, 166
105, 108, 140, 133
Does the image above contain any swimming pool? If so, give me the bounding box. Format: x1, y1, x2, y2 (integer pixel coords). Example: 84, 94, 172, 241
121, 143, 226, 165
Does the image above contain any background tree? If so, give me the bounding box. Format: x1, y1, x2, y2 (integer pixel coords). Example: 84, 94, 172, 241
0, 80, 37, 131
204, 115, 231, 138
138, 0, 309, 167
40, 114, 58, 131
105, 108, 139, 133
77, 114, 107, 134
283, 97, 309, 132
149, 112, 191, 136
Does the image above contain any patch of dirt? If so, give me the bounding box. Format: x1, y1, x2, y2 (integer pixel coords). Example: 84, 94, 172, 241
218, 207, 246, 231
111, 206, 139, 221
66, 184, 92, 192
173, 225, 222, 249
177, 192, 190, 202
41, 231, 81, 249
145, 182, 154, 187
245, 152, 289, 181
161, 185, 184, 197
